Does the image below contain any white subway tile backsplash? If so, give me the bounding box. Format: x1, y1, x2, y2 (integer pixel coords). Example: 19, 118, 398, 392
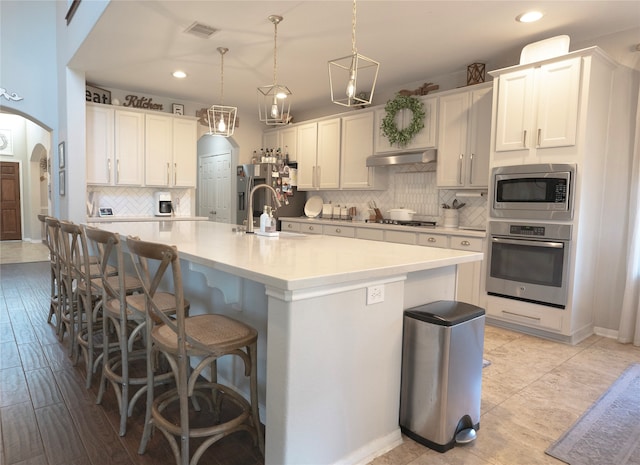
87, 187, 192, 217
312, 165, 487, 227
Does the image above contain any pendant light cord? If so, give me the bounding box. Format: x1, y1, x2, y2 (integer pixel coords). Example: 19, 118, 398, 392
273, 18, 278, 85
220, 50, 225, 104
352, 0, 357, 55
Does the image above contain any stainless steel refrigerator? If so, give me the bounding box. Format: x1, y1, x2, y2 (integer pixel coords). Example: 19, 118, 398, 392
236, 163, 306, 229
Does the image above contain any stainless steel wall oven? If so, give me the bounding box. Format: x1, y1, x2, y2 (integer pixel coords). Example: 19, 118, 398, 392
486, 221, 572, 308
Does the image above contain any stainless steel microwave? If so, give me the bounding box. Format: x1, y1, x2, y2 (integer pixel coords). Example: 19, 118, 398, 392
490, 163, 576, 221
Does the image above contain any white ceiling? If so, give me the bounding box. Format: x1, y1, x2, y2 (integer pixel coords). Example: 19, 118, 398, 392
71, 1, 640, 118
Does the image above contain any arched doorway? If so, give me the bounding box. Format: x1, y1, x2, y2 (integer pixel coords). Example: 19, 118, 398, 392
0, 112, 52, 242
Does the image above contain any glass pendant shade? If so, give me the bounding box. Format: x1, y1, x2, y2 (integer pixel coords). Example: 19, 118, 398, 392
328, 0, 379, 107
208, 47, 237, 137
258, 15, 292, 126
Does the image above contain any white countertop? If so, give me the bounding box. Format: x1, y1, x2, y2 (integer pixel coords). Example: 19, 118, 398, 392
86, 216, 208, 223
280, 216, 487, 237
92, 220, 482, 291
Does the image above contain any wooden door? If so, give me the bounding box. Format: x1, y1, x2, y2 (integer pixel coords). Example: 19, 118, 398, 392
1, 162, 22, 240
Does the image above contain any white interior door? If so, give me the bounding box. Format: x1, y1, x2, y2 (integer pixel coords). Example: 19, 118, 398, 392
198, 152, 231, 223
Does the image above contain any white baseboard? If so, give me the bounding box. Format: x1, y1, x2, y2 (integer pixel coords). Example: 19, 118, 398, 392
593, 326, 619, 339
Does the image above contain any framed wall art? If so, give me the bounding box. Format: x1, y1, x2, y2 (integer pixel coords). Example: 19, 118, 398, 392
59, 171, 66, 196
58, 141, 66, 169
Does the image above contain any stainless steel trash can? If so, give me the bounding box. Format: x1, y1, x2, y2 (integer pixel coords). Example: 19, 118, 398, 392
399, 300, 485, 453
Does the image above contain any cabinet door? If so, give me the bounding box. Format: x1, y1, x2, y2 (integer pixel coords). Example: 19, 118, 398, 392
494, 68, 535, 152
374, 107, 399, 153
172, 118, 197, 187
467, 86, 492, 187
437, 91, 470, 187
316, 119, 340, 189
145, 113, 173, 187
280, 126, 297, 162
296, 122, 318, 189
537, 57, 581, 148
86, 104, 114, 185
405, 96, 438, 150
114, 110, 144, 185
262, 129, 278, 151
341, 111, 374, 189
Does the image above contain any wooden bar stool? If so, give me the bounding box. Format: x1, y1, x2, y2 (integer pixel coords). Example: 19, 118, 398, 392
129, 236, 264, 465
85, 226, 175, 436
44, 217, 63, 337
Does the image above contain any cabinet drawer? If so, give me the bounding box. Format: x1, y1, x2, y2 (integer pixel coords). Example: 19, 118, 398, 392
357, 228, 384, 241
417, 233, 448, 248
323, 225, 355, 238
486, 295, 564, 331
281, 221, 301, 232
384, 230, 417, 245
449, 236, 483, 252
300, 223, 323, 234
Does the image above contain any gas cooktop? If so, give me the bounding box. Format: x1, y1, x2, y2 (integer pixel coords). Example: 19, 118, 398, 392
375, 220, 437, 227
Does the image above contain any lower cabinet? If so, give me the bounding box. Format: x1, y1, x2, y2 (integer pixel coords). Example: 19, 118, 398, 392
486, 295, 564, 331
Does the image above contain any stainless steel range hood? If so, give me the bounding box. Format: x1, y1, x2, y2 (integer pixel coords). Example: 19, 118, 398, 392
366, 149, 437, 167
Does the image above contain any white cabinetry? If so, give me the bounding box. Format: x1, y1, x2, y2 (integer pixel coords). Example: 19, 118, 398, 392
437, 84, 492, 188
87, 105, 144, 186
298, 120, 341, 190
86, 104, 114, 185
87, 103, 195, 188
262, 126, 297, 161
493, 56, 581, 155
374, 95, 437, 153
171, 118, 197, 187
340, 111, 384, 189
144, 113, 173, 186
112, 109, 145, 185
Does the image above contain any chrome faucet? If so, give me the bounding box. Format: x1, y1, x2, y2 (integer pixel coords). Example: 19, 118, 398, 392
246, 184, 282, 233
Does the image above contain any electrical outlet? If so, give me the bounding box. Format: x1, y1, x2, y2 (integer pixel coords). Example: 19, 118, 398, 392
366, 285, 385, 305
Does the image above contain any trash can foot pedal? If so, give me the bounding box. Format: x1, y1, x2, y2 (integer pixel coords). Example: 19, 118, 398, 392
455, 427, 477, 444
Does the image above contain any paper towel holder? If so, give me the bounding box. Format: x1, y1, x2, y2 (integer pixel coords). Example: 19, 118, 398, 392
454, 190, 487, 198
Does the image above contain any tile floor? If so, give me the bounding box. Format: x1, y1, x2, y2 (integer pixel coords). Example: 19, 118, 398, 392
2, 242, 639, 465
0, 241, 49, 265
372, 326, 640, 465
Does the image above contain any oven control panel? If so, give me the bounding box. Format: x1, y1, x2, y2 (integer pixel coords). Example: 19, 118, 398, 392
510, 225, 545, 236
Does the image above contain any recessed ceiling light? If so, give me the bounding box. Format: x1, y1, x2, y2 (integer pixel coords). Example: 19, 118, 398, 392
172, 70, 187, 79
516, 11, 544, 23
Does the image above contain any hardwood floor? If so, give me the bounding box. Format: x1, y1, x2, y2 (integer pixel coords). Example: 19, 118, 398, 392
0, 261, 263, 465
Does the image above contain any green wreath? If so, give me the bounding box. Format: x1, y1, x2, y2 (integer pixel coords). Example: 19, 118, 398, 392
381, 95, 425, 147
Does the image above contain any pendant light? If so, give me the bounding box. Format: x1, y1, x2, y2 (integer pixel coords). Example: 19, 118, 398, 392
257, 15, 292, 125
328, 0, 379, 107
208, 47, 237, 137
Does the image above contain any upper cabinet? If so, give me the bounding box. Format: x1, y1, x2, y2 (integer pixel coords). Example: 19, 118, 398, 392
374, 95, 437, 154
145, 114, 197, 187
341, 111, 384, 190
262, 126, 298, 161
87, 103, 196, 188
87, 105, 144, 186
86, 104, 115, 185
493, 56, 581, 153
437, 83, 492, 188
297, 119, 340, 190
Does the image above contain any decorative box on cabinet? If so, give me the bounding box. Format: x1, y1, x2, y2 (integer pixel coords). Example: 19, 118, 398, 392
374, 95, 437, 154
493, 56, 581, 154
436, 83, 492, 188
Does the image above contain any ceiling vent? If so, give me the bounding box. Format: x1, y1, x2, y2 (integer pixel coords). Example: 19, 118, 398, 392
184, 21, 217, 39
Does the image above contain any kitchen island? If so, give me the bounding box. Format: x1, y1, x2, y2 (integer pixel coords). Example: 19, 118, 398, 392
93, 220, 483, 465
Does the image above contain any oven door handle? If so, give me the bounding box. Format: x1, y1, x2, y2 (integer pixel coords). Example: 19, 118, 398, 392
491, 237, 565, 249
